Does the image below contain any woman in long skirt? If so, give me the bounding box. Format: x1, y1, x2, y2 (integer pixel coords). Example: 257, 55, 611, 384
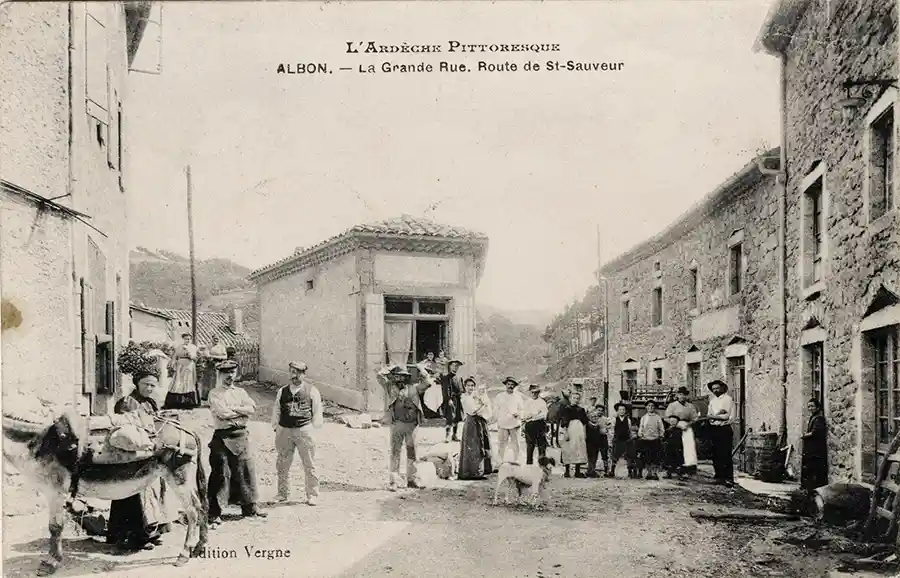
559, 390, 589, 478
165, 333, 198, 409
664, 386, 700, 478
458, 377, 493, 480
107, 373, 177, 551
801, 398, 828, 492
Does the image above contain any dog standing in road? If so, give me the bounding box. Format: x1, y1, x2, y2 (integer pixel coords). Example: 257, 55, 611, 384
492, 456, 556, 508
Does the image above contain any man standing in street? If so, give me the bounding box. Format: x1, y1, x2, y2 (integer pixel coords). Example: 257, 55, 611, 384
271, 361, 323, 506
586, 402, 610, 478
521, 384, 548, 465
207, 360, 266, 527
440, 359, 464, 442
706, 379, 735, 487
494, 377, 524, 463
378, 364, 436, 490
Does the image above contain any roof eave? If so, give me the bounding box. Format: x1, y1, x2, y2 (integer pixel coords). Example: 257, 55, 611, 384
753, 0, 812, 56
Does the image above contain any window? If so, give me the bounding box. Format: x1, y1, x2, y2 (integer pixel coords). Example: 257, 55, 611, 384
687, 362, 701, 395
804, 342, 825, 405
654, 261, 661, 272
622, 299, 631, 334
305, 279, 314, 291
729, 242, 743, 295
117, 102, 124, 191
870, 107, 895, 221
689, 267, 699, 309
85, 8, 109, 127
623, 369, 637, 390
873, 327, 900, 449
653, 367, 663, 386
805, 178, 824, 286
418, 301, 447, 315
651, 287, 663, 326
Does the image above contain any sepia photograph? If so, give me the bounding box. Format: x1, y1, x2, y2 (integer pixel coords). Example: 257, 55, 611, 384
1, 0, 899, 576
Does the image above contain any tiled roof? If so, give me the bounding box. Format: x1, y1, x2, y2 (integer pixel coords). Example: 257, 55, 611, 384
129, 303, 172, 319
249, 214, 489, 283
144, 307, 255, 348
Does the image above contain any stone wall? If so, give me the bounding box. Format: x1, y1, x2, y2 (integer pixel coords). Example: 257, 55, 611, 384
258, 252, 363, 408
781, 0, 900, 482
602, 166, 785, 454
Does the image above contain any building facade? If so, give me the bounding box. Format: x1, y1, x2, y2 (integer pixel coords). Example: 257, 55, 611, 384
250, 215, 488, 414
1, 2, 152, 415
598, 153, 785, 471
757, 0, 900, 483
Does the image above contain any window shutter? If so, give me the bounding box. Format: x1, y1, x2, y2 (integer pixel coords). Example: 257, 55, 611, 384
81, 279, 96, 394
364, 293, 385, 412
96, 301, 116, 394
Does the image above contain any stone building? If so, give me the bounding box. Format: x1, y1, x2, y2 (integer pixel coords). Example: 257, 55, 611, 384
1, 2, 154, 415
249, 215, 489, 414
757, 0, 900, 483
598, 152, 784, 470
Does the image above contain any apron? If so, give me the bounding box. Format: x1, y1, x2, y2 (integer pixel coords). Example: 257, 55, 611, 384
682, 426, 698, 467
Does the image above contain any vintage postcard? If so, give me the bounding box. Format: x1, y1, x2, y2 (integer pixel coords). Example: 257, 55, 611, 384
2, 0, 899, 576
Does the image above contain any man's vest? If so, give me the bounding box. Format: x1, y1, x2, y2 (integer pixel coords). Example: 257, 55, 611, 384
279, 384, 313, 428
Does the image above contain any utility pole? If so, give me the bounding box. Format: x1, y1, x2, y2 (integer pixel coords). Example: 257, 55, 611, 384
597, 224, 610, 409
186, 165, 197, 345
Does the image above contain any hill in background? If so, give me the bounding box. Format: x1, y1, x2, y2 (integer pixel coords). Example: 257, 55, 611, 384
129, 248, 550, 381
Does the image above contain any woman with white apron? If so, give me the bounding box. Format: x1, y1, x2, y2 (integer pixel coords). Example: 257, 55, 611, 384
665, 386, 700, 479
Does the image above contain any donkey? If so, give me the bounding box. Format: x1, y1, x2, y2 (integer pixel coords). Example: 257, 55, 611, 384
546, 394, 569, 448
2, 411, 208, 576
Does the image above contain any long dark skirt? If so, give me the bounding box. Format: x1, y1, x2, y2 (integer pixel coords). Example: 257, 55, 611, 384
801, 442, 828, 491
458, 415, 492, 480
164, 391, 198, 410
208, 428, 259, 517
107, 479, 171, 548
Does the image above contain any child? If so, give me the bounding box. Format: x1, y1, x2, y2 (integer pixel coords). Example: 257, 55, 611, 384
663, 414, 684, 479
638, 400, 665, 480
607, 402, 633, 478
626, 423, 642, 479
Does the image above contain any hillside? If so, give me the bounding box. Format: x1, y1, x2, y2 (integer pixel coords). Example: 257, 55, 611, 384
129, 248, 548, 381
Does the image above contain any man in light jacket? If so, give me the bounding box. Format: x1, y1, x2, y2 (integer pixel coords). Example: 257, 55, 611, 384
271, 361, 323, 505
494, 377, 525, 463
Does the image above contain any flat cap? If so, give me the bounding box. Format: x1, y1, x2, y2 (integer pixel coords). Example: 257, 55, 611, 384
288, 361, 308, 372
215, 360, 238, 372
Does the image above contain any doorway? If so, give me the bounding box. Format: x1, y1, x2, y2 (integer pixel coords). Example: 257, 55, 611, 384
415, 319, 447, 362
726, 355, 747, 470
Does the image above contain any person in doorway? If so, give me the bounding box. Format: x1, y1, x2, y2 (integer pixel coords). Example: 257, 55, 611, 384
521, 384, 549, 465
586, 402, 609, 478
207, 360, 267, 527
435, 350, 449, 377
271, 361, 323, 505
664, 386, 700, 479
638, 400, 665, 480
166, 333, 199, 409
559, 390, 589, 478
608, 402, 634, 478
706, 379, 735, 487
421, 351, 438, 376
378, 364, 436, 490
440, 360, 464, 442
458, 377, 493, 480
801, 398, 828, 493
494, 377, 525, 464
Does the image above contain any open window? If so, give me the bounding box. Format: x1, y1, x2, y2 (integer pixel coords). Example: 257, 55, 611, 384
383, 297, 450, 366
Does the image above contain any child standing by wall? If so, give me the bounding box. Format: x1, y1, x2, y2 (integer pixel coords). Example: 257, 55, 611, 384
663, 414, 684, 479
607, 402, 633, 479
638, 400, 665, 480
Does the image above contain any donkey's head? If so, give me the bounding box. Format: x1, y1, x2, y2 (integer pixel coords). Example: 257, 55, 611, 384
34, 413, 84, 471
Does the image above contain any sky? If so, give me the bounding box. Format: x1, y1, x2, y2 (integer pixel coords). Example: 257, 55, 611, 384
125, 0, 780, 313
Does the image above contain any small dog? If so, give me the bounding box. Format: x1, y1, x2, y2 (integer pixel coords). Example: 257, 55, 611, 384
492, 456, 556, 508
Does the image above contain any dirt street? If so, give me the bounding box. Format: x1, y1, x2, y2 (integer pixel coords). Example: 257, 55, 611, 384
2, 384, 845, 577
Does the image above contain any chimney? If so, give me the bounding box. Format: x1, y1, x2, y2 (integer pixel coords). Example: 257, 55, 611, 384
229, 308, 244, 335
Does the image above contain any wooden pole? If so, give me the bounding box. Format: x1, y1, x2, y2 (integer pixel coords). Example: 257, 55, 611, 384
597, 224, 610, 408
186, 165, 197, 345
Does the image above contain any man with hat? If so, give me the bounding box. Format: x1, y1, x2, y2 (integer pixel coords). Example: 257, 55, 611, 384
664, 386, 700, 478
271, 361, 323, 505
206, 360, 266, 526
494, 377, 525, 464
377, 363, 437, 490
440, 359, 465, 442
520, 384, 549, 465
706, 379, 735, 487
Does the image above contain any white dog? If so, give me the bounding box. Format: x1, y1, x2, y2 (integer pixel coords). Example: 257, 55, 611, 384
492, 456, 556, 508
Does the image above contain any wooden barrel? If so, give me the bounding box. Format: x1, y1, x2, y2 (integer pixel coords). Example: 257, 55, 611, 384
749, 432, 783, 482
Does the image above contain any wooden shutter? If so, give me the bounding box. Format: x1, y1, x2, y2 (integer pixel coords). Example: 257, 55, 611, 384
365, 293, 385, 412
81, 278, 96, 394
95, 301, 116, 394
